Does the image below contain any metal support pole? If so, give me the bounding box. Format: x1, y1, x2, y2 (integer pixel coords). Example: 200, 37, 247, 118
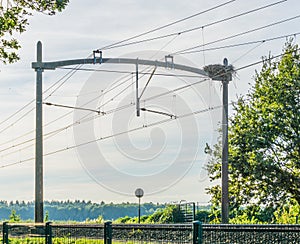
138, 198, 141, 223
192, 202, 196, 221
136, 60, 140, 117
35, 41, 44, 223
221, 62, 229, 224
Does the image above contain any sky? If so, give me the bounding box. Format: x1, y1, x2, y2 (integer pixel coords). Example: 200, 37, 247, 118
0, 0, 299, 205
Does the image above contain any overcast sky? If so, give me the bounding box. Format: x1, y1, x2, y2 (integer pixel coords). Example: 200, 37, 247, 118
0, 0, 299, 205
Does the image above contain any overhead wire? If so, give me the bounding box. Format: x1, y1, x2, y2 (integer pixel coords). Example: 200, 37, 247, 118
0, 71, 134, 150
1, 53, 206, 156
190, 31, 300, 53
39, 34, 181, 139
57, 31, 300, 76
0, 0, 290, 134
58, 67, 206, 78
1, 28, 299, 156
99, 0, 236, 50
1, 47, 297, 165
0, 33, 180, 151
0, 37, 177, 151
0, 102, 227, 168
173, 14, 300, 55
232, 42, 265, 64
99, 0, 287, 50
0, 0, 289, 138
0, 0, 297, 167
0, 65, 83, 136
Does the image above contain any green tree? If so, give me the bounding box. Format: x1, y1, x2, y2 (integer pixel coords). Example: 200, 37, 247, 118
273, 199, 300, 224
9, 209, 21, 222
44, 210, 49, 222
206, 41, 300, 219
0, 0, 69, 64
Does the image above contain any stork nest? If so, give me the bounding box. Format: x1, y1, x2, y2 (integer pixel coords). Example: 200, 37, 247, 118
204, 64, 235, 81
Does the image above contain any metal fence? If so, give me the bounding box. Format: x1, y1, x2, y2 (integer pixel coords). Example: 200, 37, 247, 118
201, 224, 300, 244
1, 222, 300, 243
2, 222, 47, 244
111, 223, 193, 243
51, 223, 104, 243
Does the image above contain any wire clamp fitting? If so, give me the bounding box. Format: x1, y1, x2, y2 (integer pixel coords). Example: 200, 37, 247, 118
165, 55, 174, 69
93, 50, 103, 64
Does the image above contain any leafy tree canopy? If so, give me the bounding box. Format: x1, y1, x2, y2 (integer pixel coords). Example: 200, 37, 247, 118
206, 41, 300, 216
0, 0, 69, 64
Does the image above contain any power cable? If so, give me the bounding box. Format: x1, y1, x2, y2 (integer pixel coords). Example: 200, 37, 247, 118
1, 42, 298, 161
0, 61, 135, 147
3, 45, 297, 158
1, 49, 298, 160
42, 36, 181, 137
0, 1, 289, 145
1, 91, 256, 169
188, 31, 300, 53
0, 66, 82, 135
99, 0, 236, 50
232, 42, 265, 64
0, 0, 290, 144
0, 34, 179, 149
103, 0, 287, 50
58, 67, 205, 78
173, 14, 300, 55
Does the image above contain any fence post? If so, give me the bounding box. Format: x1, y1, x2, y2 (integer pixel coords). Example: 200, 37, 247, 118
45, 222, 52, 244
104, 221, 112, 244
193, 221, 203, 244
3, 222, 9, 244
192, 202, 196, 221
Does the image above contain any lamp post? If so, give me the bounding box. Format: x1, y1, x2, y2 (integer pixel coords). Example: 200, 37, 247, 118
135, 188, 144, 224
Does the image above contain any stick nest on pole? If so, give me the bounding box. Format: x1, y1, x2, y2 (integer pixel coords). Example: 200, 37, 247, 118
204, 64, 235, 81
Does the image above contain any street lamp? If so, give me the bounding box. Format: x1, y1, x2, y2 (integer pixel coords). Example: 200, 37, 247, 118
135, 188, 144, 224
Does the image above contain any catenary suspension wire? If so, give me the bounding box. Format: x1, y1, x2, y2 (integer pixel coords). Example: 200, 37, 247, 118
232, 42, 265, 64
173, 14, 300, 55
0, 35, 179, 149
57, 31, 300, 76
0, 0, 289, 138
0, 1, 289, 143
187, 31, 300, 53
24, 3, 220, 125
103, 0, 287, 50
40, 36, 181, 138
99, 0, 236, 50
1, 47, 295, 160
0, 25, 299, 156
0, 98, 243, 169
0, 65, 82, 136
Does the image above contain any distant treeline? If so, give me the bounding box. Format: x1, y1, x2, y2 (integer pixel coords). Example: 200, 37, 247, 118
0, 200, 166, 221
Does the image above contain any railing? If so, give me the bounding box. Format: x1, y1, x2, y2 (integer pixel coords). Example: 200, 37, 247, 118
111, 223, 193, 243
202, 224, 300, 244
1, 221, 300, 243
2, 222, 47, 244
51, 223, 104, 243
